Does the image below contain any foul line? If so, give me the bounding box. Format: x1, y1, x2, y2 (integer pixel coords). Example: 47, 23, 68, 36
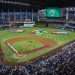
7, 42, 18, 54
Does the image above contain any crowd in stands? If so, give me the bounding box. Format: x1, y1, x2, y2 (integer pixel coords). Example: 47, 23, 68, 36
0, 42, 75, 75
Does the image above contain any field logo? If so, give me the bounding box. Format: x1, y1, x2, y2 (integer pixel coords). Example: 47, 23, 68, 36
50, 9, 55, 17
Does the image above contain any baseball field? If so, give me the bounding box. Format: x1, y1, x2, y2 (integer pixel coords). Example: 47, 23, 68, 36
0, 27, 75, 64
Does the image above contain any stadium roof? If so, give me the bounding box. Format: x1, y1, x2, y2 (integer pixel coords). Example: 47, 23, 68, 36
0, 0, 75, 10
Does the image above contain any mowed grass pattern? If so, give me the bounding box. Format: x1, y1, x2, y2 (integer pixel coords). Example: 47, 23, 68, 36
13, 39, 43, 53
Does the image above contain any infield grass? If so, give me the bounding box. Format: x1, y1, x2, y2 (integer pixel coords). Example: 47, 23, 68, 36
13, 39, 43, 53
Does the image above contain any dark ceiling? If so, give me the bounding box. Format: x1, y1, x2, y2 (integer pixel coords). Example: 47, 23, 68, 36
2, 0, 75, 7
0, 0, 75, 11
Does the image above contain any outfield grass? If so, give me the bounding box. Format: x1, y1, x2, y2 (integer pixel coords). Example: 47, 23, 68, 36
0, 27, 75, 64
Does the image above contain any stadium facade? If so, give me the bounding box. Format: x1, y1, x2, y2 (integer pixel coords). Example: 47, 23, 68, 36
0, 0, 75, 28
0, 0, 38, 27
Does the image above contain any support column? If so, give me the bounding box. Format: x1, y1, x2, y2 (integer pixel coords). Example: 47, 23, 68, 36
8, 9, 10, 27
66, 8, 69, 21
13, 9, 15, 22
32, 9, 33, 22
65, 8, 69, 27
1, 10, 3, 25
20, 8, 22, 21
37, 10, 40, 21
26, 8, 28, 20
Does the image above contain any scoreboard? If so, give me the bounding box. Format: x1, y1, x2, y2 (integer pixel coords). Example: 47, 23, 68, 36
45, 8, 62, 17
